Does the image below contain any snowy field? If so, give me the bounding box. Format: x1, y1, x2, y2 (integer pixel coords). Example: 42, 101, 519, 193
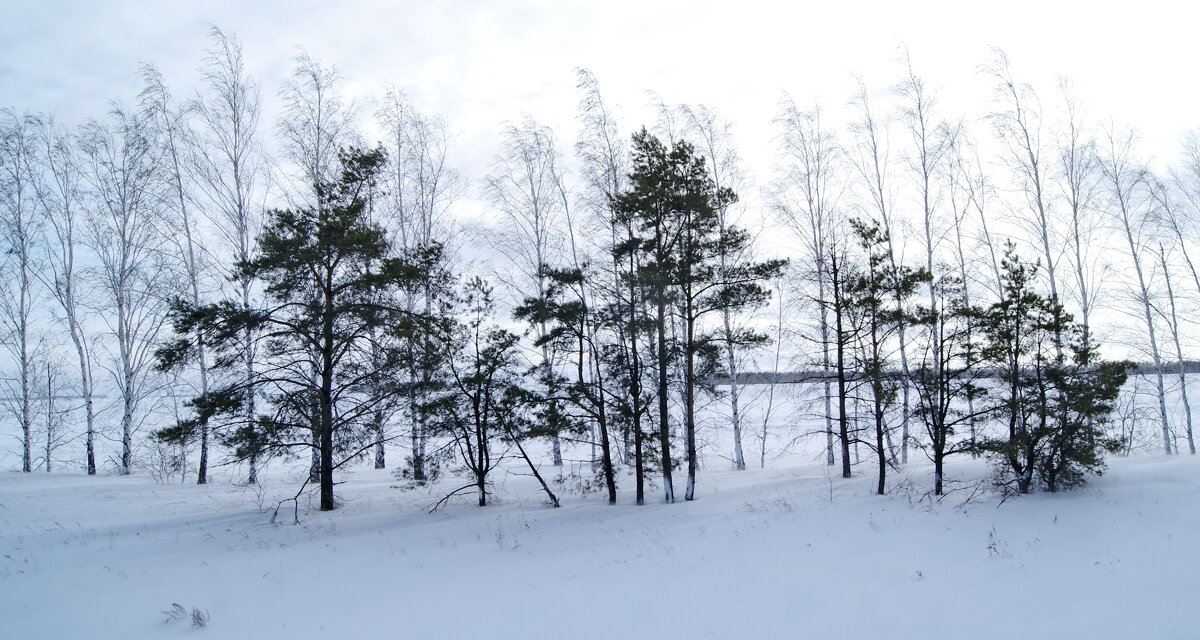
2, 444, 1198, 639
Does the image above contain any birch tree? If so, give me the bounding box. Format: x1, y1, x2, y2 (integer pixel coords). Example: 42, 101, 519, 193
772, 98, 843, 467
1054, 82, 1102, 346
1097, 127, 1170, 454
0, 109, 41, 473
987, 52, 1063, 309
898, 63, 957, 464
955, 135, 1005, 297
1156, 244, 1195, 454
191, 27, 265, 483
377, 87, 460, 478
678, 103, 757, 471
141, 65, 216, 483
1158, 134, 1200, 307
485, 117, 568, 466
79, 105, 172, 475
32, 115, 98, 474
947, 136, 985, 452
42, 362, 69, 471
575, 68, 650, 502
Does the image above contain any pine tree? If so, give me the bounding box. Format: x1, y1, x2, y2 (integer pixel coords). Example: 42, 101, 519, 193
515, 265, 618, 504
427, 277, 559, 508
612, 128, 783, 501
158, 147, 435, 511
979, 243, 1129, 493
845, 219, 928, 494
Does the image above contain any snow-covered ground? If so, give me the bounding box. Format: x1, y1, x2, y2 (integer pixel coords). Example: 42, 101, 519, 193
2, 448, 1197, 639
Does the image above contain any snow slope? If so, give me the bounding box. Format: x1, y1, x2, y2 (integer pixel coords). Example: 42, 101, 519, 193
2, 454, 1197, 639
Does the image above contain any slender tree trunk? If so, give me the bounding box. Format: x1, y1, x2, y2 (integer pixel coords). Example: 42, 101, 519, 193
319, 288, 336, 511
65, 295, 95, 475
832, 256, 852, 479
1160, 248, 1195, 454
656, 299, 674, 503
724, 309, 745, 470
631, 314, 646, 505
370, 328, 386, 470
875, 392, 886, 495
684, 309, 698, 501
244, 282, 258, 485
1122, 214, 1170, 454
118, 291, 134, 476
760, 285, 784, 469
20, 317, 32, 474
593, 367, 617, 504
818, 272, 835, 467
63, 286, 96, 475
934, 454, 945, 496
628, 256, 647, 505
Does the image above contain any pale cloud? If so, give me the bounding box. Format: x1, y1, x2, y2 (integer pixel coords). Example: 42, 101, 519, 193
2, 0, 1196, 183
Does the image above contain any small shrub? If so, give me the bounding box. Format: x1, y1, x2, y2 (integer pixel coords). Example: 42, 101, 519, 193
162, 603, 187, 623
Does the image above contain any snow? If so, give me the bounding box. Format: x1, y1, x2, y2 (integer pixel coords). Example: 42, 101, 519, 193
2, 450, 1198, 639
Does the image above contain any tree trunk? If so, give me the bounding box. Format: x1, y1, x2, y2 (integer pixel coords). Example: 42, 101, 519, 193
819, 273, 835, 467
244, 282, 259, 485
656, 299, 674, 503
374, 416, 386, 469
684, 311, 698, 502
832, 256, 851, 479
1124, 224, 1170, 454
319, 282, 336, 510
724, 308, 745, 471
934, 454, 944, 496
1159, 248, 1195, 454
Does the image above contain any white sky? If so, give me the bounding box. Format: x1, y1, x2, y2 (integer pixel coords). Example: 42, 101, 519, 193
0, 0, 1196, 383
6, 1, 1200, 345
4, 0, 1198, 186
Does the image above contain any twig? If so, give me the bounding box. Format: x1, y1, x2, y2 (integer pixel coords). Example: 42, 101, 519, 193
428, 483, 478, 513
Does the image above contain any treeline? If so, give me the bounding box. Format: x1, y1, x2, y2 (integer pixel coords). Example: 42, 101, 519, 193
0, 31, 1193, 508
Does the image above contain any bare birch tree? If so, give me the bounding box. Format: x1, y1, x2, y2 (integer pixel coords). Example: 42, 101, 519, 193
898, 62, 957, 464
0, 109, 42, 472
678, 103, 757, 471
41, 362, 69, 471
32, 115, 98, 473
191, 27, 266, 483
485, 117, 568, 466
376, 86, 460, 478
773, 97, 843, 467
140, 64, 217, 483
1097, 126, 1170, 454
1160, 133, 1200, 300
575, 68, 645, 502
79, 104, 173, 475
987, 52, 1063, 310
1053, 81, 1103, 346
954, 135, 1005, 297
1156, 244, 1195, 454
847, 78, 907, 464
947, 135, 982, 452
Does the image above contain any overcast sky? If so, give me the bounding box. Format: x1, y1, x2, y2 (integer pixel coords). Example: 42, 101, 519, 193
2, 0, 1197, 209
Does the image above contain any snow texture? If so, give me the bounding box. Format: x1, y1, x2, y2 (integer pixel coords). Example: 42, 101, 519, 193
1, 451, 1197, 639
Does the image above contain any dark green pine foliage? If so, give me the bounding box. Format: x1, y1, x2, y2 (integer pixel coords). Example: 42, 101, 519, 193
612, 128, 785, 502
909, 272, 990, 496
156, 147, 437, 511
515, 265, 619, 504
425, 277, 560, 509
845, 219, 929, 495
979, 242, 1129, 493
